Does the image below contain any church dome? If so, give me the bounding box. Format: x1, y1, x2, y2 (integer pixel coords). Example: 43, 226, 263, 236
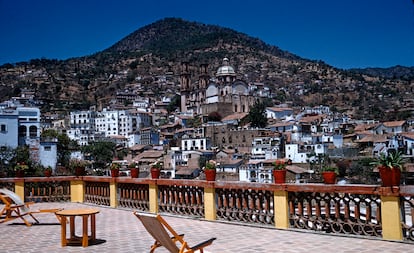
216, 58, 236, 76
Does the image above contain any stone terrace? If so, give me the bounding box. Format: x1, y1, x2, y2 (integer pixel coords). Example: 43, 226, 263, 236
1, 202, 412, 253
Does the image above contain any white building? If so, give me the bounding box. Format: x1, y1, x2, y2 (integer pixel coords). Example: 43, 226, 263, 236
285, 143, 328, 164
250, 136, 282, 161
95, 109, 119, 137
67, 110, 97, 146
285, 144, 308, 163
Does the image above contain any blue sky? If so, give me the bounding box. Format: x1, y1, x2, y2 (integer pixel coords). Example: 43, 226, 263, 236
0, 0, 413, 69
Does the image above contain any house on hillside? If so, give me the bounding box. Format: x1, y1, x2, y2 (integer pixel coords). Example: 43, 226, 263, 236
265, 107, 293, 120
268, 121, 296, 133
373, 121, 407, 134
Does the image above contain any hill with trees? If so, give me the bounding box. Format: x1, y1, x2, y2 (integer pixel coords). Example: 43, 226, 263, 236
0, 17, 413, 120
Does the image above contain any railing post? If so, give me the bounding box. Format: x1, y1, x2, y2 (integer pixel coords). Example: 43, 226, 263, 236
149, 181, 159, 213
274, 189, 289, 229
109, 179, 118, 208
70, 179, 85, 203
381, 194, 403, 241
14, 179, 25, 201
204, 182, 216, 221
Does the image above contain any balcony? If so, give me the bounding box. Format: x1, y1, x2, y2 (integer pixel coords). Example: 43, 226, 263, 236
1, 176, 414, 251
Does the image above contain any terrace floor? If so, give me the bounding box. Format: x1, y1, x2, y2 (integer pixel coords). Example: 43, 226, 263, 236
1, 202, 413, 253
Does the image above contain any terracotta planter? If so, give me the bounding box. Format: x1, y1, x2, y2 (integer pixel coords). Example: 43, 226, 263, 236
151, 168, 160, 179
130, 168, 139, 178
379, 166, 401, 186
15, 169, 25, 178
205, 169, 216, 181
111, 168, 120, 177
322, 171, 337, 184
44, 170, 52, 177
75, 167, 85, 177
273, 169, 287, 184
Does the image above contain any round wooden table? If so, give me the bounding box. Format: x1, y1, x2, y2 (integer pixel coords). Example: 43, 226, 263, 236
56, 208, 100, 247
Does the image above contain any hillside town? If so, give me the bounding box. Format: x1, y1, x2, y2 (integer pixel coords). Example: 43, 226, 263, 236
1, 58, 414, 184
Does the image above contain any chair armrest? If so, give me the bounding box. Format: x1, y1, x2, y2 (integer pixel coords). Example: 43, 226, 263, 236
190, 237, 216, 251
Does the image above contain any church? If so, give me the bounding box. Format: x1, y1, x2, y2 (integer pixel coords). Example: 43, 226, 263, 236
180, 58, 267, 118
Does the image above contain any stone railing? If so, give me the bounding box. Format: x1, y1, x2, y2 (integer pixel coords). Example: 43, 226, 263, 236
1, 176, 413, 242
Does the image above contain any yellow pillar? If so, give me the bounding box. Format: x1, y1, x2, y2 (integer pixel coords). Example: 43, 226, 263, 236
149, 183, 159, 213
381, 196, 403, 241
70, 180, 85, 203
109, 180, 118, 208
14, 180, 25, 201
204, 186, 216, 221
274, 190, 289, 229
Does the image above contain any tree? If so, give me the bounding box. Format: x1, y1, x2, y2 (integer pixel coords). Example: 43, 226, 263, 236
167, 94, 181, 114
247, 100, 267, 128
207, 111, 222, 122
81, 141, 117, 169
0, 146, 16, 174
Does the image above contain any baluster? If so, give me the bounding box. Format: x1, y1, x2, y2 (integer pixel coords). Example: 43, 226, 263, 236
354, 201, 360, 221
298, 200, 303, 217
335, 201, 340, 219
343, 200, 349, 221
366, 203, 372, 223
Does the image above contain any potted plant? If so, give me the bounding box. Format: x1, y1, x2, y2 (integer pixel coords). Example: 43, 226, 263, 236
150, 162, 162, 179
321, 166, 338, 184
273, 159, 287, 184
129, 162, 139, 178
69, 159, 88, 177
14, 162, 29, 178
370, 151, 405, 186
110, 162, 120, 177
204, 161, 217, 181
44, 166, 53, 177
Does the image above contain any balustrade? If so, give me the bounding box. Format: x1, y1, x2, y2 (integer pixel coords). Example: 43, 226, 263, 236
216, 187, 274, 225
84, 181, 110, 206
157, 179, 205, 217
118, 183, 149, 211
288, 191, 382, 237
1, 176, 414, 243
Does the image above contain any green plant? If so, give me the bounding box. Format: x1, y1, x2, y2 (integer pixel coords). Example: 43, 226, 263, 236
273, 159, 286, 170
151, 161, 162, 170
129, 162, 138, 168
14, 162, 29, 171
370, 151, 405, 170
68, 159, 89, 175
321, 166, 339, 175
69, 159, 87, 169
111, 163, 121, 170
205, 161, 216, 170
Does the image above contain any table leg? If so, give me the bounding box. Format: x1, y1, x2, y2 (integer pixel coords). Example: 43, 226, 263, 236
91, 214, 96, 240
69, 216, 75, 239
60, 216, 67, 247
82, 215, 89, 247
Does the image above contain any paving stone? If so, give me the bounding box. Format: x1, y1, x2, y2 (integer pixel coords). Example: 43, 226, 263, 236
0, 202, 413, 252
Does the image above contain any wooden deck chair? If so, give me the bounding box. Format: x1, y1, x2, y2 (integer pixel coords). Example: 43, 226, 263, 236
0, 188, 62, 226
133, 212, 216, 253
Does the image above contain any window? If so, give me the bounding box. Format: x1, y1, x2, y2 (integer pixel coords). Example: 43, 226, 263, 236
19, 126, 26, 137
44, 146, 51, 151
0, 124, 6, 132
29, 126, 37, 137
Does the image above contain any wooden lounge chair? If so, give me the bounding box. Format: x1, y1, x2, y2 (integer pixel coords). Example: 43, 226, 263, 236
0, 188, 62, 226
133, 211, 216, 253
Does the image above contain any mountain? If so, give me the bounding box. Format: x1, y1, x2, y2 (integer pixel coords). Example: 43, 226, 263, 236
0, 17, 412, 121
349, 65, 414, 80
107, 18, 298, 60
